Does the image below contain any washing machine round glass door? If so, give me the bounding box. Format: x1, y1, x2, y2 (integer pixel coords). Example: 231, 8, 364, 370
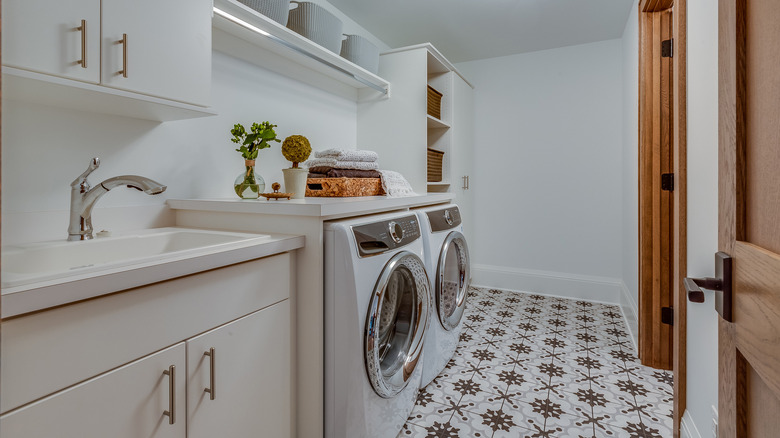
365, 251, 430, 398
436, 231, 471, 331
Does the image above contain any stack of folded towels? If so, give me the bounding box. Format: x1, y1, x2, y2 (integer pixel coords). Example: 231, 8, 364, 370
306, 149, 381, 179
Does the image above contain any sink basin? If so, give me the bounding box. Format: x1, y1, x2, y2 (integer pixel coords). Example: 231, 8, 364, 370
1, 227, 272, 289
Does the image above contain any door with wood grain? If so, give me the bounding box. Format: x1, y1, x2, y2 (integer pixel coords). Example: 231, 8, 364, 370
718, 0, 780, 436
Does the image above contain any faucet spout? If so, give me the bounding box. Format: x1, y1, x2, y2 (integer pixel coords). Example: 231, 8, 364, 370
100, 175, 167, 195
68, 158, 167, 241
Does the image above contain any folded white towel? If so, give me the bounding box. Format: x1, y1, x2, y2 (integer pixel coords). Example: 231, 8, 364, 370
378, 170, 416, 198
315, 149, 378, 162
334, 160, 379, 171
304, 157, 337, 169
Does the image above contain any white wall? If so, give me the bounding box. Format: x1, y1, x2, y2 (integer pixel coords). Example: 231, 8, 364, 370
456, 39, 624, 303
620, 1, 640, 342
683, 0, 720, 435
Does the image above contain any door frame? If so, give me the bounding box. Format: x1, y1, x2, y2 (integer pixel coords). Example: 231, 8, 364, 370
637, 0, 687, 436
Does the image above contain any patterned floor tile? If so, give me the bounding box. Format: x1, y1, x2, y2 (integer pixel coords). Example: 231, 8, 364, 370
402, 287, 673, 438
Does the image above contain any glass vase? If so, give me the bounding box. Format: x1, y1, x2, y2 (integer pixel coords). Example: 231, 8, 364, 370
234, 160, 265, 199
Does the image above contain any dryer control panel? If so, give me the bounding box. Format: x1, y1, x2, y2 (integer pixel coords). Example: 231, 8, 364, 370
426, 206, 462, 232
352, 215, 421, 257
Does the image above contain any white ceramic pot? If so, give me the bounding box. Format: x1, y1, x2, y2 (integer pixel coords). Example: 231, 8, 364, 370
282, 167, 308, 199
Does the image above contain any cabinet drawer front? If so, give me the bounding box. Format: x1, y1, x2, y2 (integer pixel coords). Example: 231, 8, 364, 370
0, 343, 186, 438
1, 253, 291, 413
2, 0, 100, 83
187, 301, 291, 438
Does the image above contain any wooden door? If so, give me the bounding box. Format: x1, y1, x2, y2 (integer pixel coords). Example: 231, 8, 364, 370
0, 343, 186, 438
639, 6, 674, 371
718, 0, 780, 436
187, 301, 291, 438
101, 0, 211, 106
2, 0, 100, 83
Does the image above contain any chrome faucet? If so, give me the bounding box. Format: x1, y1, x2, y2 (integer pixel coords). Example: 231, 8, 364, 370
68, 157, 167, 241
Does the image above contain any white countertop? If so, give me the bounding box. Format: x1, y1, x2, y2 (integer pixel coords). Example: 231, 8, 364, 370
2, 229, 304, 318
167, 193, 455, 220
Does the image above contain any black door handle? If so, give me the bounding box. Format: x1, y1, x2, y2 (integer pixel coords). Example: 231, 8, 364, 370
683, 252, 733, 322
683, 277, 723, 303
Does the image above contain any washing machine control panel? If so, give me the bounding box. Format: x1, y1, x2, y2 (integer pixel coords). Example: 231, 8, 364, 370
353, 215, 421, 257
427, 206, 462, 232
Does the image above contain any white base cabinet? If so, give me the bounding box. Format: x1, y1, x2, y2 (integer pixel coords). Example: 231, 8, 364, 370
187, 301, 291, 438
1, 343, 187, 438
0, 254, 294, 437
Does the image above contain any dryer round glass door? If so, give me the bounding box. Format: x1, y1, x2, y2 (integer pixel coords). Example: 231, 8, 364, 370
365, 251, 430, 398
436, 231, 471, 331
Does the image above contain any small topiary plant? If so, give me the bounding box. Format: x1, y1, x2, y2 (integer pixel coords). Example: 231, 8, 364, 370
230, 121, 281, 160
281, 135, 312, 168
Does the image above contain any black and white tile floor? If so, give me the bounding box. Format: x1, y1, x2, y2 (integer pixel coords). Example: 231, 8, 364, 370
398, 287, 674, 438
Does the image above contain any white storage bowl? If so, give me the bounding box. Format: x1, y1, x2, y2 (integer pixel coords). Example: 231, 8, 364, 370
340, 34, 380, 74
237, 0, 291, 26
287, 1, 344, 53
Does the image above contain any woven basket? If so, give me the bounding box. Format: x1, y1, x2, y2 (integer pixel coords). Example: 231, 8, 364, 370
427, 85, 443, 120
305, 177, 385, 197
427, 148, 444, 182
340, 34, 379, 74
237, 0, 291, 26
287, 1, 344, 53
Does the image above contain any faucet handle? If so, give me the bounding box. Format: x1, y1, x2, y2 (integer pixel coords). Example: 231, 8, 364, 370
71, 157, 100, 188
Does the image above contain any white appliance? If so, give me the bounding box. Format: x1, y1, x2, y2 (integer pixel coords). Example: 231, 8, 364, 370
324, 211, 431, 438
414, 204, 471, 388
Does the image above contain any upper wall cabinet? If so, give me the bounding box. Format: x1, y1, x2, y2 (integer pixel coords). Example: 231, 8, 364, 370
3, 0, 101, 84
100, 0, 211, 106
1, 0, 215, 122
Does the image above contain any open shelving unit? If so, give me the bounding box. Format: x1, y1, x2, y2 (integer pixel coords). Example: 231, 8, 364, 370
212, 0, 390, 100
425, 50, 453, 192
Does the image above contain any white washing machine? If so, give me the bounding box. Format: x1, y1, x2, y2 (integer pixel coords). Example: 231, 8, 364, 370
324, 211, 431, 438
414, 204, 471, 388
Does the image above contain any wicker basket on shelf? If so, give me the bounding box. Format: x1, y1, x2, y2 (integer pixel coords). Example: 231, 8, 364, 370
305, 177, 385, 197
427, 148, 444, 182
427, 85, 443, 120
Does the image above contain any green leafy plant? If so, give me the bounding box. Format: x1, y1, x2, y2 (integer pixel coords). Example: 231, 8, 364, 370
230, 121, 281, 160
281, 135, 312, 168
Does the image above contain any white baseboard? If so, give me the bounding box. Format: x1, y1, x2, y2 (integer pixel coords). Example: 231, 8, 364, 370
471, 264, 623, 304
681, 409, 703, 438
620, 281, 639, 352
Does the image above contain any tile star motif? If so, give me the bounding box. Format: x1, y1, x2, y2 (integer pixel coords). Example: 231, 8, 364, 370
401, 288, 673, 438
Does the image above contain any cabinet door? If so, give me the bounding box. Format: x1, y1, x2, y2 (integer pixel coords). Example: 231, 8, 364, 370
187, 300, 291, 438
2, 0, 100, 83
101, 0, 211, 106
452, 76, 475, 241
0, 343, 186, 438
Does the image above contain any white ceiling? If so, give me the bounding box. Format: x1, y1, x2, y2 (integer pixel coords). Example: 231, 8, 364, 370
326, 0, 635, 63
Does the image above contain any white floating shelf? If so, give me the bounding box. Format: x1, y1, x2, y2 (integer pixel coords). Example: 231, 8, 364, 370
427, 114, 451, 129
212, 0, 390, 99
2, 67, 217, 122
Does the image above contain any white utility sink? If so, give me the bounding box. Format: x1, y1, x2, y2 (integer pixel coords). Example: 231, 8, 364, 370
1, 227, 271, 290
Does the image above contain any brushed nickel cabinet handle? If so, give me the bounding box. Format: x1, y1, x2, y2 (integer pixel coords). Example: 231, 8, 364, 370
162, 365, 176, 425
204, 348, 216, 400
76, 20, 87, 68
117, 33, 128, 78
